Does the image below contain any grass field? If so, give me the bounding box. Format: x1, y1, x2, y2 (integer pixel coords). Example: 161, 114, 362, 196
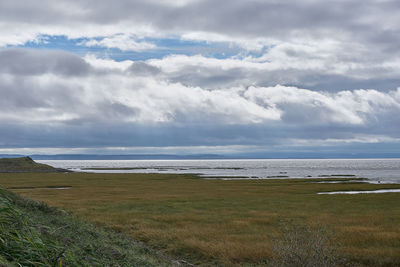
0, 172, 399, 266
0, 187, 173, 266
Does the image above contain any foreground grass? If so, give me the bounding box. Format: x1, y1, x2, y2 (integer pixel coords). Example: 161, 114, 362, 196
0, 187, 176, 266
0, 173, 399, 266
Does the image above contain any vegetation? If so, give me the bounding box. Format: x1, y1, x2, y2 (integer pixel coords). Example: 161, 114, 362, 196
0, 172, 399, 266
0, 187, 176, 266
0, 157, 67, 173
268, 223, 342, 267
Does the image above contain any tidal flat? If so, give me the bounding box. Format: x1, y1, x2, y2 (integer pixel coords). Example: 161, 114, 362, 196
0, 172, 399, 266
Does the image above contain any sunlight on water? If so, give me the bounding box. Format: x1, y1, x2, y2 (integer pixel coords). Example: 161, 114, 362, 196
38, 159, 400, 184
318, 189, 400, 194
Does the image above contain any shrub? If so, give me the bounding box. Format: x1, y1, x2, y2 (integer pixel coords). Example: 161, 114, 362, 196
269, 223, 342, 267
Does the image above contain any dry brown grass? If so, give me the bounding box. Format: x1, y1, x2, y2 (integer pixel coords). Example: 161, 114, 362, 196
0, 172, 399, 265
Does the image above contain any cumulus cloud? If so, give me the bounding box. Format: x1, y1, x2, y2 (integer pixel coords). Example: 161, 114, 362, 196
0, 49, 91, 76
1, 49, 400, 150
145, 51, 400, 92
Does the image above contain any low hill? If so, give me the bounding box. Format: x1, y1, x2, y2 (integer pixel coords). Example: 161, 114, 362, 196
0, 157, 68, 173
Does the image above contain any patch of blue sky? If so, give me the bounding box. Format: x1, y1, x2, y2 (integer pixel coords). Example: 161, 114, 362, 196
15, 34, 248, 61
232, 45, 273, 61
18, 35, 92, 55
150, 37, 242, 59
246, 46, 271, 58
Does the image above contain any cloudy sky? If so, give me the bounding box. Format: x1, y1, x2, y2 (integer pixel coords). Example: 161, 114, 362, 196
1, 0, 400, 156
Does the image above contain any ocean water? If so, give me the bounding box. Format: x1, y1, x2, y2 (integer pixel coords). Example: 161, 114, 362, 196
38, 158, 400, 184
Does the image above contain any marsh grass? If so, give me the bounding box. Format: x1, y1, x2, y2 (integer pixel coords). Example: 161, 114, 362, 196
0, 189, 63, 266
0, 187, 176, 266
0, 173, 399, 266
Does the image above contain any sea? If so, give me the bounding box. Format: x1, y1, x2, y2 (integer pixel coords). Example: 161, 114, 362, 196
38, 158, 400, 184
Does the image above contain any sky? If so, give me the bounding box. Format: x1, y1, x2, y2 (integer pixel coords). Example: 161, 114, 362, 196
1, 0, 400, 157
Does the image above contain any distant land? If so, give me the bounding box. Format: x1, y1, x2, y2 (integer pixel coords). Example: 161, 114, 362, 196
1, 154, 228, 160
1, 152, 400, 160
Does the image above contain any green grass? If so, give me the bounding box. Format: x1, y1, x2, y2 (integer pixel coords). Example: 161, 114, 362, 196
0, 187, 178, 266
0, 172, 399, 266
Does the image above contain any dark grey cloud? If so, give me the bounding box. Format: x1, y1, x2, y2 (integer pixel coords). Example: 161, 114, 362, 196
0, 49, 91, 76
96, 101, 140, 119
167, 65, 247, 89
1, 0, 399, 47
59, 0, 394, 44
0, 1, 74, 23
1, 117, 400, 150
127, 61, 161, 76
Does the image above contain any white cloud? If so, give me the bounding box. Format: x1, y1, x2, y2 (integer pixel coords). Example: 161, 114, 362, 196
181, 31, 270, 52
245, 85, 400, 125
0, 23, 41, 47
1, 52, 400, 150
148, 0, 199, 7
81, 34, 156, 51
2, 51, 400, 130
83, 54, 133, 70
289, 135, 400, 146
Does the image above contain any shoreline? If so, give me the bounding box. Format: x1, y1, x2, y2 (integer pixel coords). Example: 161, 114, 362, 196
38, 158, 400, 184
